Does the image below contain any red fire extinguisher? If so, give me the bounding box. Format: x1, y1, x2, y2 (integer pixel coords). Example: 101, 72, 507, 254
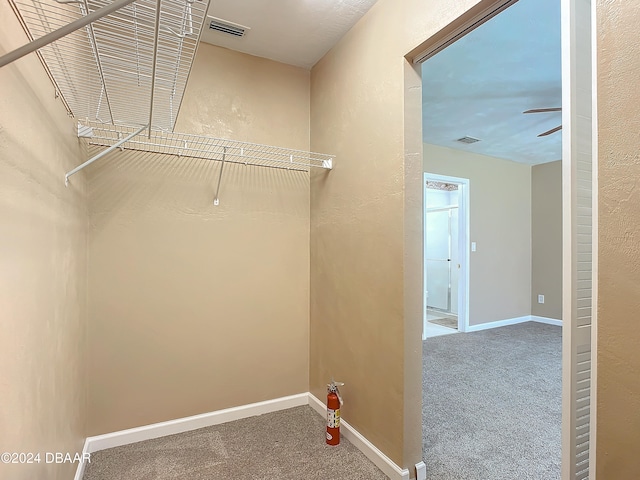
326, 379, 344, 446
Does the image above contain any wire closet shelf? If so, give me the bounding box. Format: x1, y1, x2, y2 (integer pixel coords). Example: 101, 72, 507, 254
4, 0, 336, 186
8, 0, 209, 132
80, 121, 335, 172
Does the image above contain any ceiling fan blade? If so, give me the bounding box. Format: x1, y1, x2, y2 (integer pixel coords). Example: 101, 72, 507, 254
523, 108, 562, 114
538, 125, 563, 137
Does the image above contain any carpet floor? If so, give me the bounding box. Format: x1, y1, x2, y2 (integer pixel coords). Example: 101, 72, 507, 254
423, 322, 562, 480
82, 405, 388, 480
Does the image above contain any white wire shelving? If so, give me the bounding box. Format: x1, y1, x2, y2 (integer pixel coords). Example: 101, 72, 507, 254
7, 0, 209, 132
78, 121, 335, 171
74, 121, 334, 204
2, 0, 336, 198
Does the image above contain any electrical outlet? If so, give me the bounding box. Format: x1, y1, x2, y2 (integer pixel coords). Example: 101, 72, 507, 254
538, 294, 545, 304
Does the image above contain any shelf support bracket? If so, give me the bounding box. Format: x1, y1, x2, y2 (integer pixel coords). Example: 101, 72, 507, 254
213, 147, 226, 206
81, 0, 116, 124
65, 124, 148, 185
0, 0, 138, 69
147, 0, 162, 137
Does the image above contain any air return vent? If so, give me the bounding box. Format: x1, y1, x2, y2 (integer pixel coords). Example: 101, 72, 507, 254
208, 17, 250, 37
456, 136, 481, 144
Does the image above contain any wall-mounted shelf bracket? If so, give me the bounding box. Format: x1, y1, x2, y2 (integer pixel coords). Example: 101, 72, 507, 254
213, 147, 226, 206
65, 124, 147, 185
78, 123, 94, 138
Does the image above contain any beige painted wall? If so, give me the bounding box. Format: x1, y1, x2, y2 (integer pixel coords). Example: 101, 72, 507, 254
424, 143, 532, 325
0, 3, 87, 479
309, 0, 490, 470
596, 1, 640, 477
531, 160, 562, 320
87, 44, 311, 434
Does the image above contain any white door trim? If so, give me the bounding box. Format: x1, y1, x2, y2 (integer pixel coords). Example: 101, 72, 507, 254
560, 0, 597, 477
588, 0, 599, 471
423, 173, 470, 337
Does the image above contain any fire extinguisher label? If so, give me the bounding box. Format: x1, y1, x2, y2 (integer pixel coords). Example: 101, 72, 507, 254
327, 408, 340, 428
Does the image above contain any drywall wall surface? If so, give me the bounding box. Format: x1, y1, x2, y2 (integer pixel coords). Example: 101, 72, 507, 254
596, 1, 640, 477
531, 160, 562, 320
309, 0, 486, 470
175, 44, 311, 146
87, 44, 311, 434
424, 143, 532, 325
0, 3, 88, 479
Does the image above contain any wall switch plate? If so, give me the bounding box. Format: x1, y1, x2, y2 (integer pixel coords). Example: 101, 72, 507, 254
538, 294, 545, 304
471, 242, 477, 252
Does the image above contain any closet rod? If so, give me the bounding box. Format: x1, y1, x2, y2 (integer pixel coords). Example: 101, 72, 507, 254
0, 0, 137, 68
65, 123, 148, 184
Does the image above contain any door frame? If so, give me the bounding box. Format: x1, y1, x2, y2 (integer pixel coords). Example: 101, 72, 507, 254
561, 0, 598, 477
410, 0, 597, 476
423, 172, 470, 338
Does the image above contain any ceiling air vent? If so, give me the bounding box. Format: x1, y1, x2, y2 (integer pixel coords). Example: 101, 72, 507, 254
456, 136, 481, 144
208, 17, 250, 37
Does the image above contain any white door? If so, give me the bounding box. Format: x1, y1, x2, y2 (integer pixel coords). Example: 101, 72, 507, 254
450, 207, 459, 315
425, 209, 451, 311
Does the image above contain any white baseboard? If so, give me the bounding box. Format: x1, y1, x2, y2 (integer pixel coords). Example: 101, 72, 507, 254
531, 315, 563, 326
466, 315, 532, 332
308, 394, 411, 480
466, 315, 562, 332
83, 393, 308, 454
75, 392, 410, 480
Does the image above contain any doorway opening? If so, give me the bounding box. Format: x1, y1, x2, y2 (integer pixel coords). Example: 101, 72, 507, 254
405, 0, 595, 475
415, 0, 573, 478
423, 173, 469, 339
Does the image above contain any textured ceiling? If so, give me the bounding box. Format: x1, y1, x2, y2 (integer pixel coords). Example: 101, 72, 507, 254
422, 0, 561, 165
200, 0, 379, 69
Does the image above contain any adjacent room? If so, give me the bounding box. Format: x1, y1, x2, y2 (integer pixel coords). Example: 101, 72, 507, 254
421, 0, 564, 478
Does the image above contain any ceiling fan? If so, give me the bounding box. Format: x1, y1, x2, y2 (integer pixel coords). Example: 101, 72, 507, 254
523, 108, 562, 137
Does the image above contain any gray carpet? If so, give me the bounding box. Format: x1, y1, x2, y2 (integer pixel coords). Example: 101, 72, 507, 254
423, 322, 562, 480
82, 405, 388, 480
